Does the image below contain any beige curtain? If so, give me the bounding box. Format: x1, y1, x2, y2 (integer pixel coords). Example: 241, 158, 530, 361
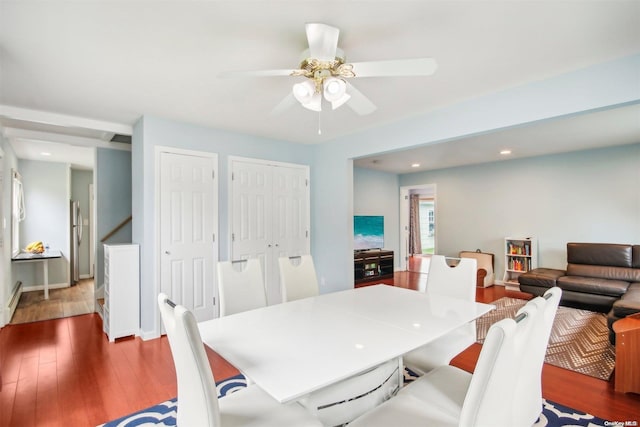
408, 194, 422, 255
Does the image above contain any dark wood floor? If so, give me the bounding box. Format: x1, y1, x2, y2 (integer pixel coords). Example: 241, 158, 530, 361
10, 278, 95, 324
1, 261, 639, 426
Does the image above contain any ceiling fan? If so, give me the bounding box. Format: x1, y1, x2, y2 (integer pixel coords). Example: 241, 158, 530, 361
222, 23, 438, 116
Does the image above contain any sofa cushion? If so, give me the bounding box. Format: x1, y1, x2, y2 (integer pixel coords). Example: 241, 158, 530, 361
559, 289, 617, 314
556, 275, 629, 298
518, 268, 565, 288
633, 245, 640, 268
567, 242, 632, 267
612, 282, 640, 318
566, 263, 640, 282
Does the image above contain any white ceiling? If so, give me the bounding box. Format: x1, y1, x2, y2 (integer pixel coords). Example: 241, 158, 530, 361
1, 1, 639, 171
354, 103, 640, 173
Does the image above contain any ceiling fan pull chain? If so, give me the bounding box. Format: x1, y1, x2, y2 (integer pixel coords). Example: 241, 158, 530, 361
317, 112, 322, 135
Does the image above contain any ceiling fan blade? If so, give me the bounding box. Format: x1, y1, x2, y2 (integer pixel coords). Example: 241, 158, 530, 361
345, 82, 377, 115
305, 23, 339, 61
350, 58, 438, 77
270, 93, 297, 116
219, 69, 296, 78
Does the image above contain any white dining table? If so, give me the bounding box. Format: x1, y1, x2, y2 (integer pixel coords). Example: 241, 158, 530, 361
198, 284, 494, 404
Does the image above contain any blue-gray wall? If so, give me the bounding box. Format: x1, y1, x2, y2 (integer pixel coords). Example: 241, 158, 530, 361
132, 115, 313, 337
353, 168, 400, 268
96, 148, 132, 291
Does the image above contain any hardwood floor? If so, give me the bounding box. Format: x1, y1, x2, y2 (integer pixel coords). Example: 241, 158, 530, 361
1, 263, 639, 426
10, 278, 95, 324
0, 313, 239, 426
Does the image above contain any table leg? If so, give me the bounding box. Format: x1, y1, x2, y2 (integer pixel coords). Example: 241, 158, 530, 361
396, 357, 404, 395
43, 259, 49, 300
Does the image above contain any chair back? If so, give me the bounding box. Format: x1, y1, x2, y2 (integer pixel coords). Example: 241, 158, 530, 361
217, 259, 267, 317
278, 255, 319, 302
426, 255, 477, 302
158, 293, 220, 427
513, 287, 562, 425
460, 302, 539, 427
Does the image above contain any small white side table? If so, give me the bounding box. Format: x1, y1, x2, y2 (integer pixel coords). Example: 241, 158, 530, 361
12, 250, 63, 300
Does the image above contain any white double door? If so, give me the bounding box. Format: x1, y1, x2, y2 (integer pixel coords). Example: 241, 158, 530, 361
159, 149, 218, 322
230, 158, 310, 305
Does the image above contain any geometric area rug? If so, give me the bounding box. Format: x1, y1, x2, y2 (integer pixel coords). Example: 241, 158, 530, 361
100, 371, 610, 427
476, 297, 616, 381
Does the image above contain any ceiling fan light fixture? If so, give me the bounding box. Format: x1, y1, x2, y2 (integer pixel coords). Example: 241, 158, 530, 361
323, 77, 346, 102
293, 80, 315, 103
293, 80, 322, 111
304, 93, 322, 112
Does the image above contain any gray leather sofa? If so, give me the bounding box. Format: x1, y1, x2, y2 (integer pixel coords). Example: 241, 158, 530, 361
518, 242, 640, 343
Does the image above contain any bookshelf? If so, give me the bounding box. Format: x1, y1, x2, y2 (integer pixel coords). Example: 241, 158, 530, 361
503, 237, 537, 288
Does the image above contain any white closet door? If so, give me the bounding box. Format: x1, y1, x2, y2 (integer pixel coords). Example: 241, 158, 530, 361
159, 151, 217, 322
230, 159, 310, 305
272, 164, 310, 256
231, 161, 273, 300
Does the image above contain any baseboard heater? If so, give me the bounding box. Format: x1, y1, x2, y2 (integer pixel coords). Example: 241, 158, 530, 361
8, 280, 22, 321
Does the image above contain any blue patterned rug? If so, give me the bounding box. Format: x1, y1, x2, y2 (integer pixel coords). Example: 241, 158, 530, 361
101, 370, 609, 427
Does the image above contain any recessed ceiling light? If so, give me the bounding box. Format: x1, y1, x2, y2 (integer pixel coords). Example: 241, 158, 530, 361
500, 150, 512, 155
40, 152, 52, 156
411, 163, 420, 168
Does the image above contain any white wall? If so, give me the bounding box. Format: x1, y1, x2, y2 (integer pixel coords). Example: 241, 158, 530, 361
400, 143, 640, 277
0, 135, 19, 326
353, 167, 400, 268
15, 160, 69, 287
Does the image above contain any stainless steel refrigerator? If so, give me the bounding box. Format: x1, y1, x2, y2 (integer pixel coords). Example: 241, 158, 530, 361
70, 200, 83, 285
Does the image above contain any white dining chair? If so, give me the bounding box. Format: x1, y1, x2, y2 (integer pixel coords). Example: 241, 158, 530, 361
513, 286, 562, 426
157, 293, 322, 427
278, 255, 319, 302
349, 301, 540, 427
403, 255, 477, 375
217, 259, 266, 317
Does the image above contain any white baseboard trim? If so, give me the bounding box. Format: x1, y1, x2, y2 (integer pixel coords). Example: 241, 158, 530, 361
22, 282, 69, 292
140, 328, 161, 341
6, 281, 23, 324
79, 274, 93, 280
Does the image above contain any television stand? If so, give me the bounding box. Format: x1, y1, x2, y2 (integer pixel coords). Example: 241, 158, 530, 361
354, 249, 394, 284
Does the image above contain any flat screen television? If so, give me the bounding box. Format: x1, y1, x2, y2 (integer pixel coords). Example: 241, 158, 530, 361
354, 215, 384, 251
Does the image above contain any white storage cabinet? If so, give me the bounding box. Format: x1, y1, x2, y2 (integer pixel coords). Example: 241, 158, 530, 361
103, 244, 140, 342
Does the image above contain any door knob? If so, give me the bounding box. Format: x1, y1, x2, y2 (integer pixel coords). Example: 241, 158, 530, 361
165, 251, 171, 255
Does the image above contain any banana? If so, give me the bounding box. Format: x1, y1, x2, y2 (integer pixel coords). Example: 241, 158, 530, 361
26, 241, 44, 253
